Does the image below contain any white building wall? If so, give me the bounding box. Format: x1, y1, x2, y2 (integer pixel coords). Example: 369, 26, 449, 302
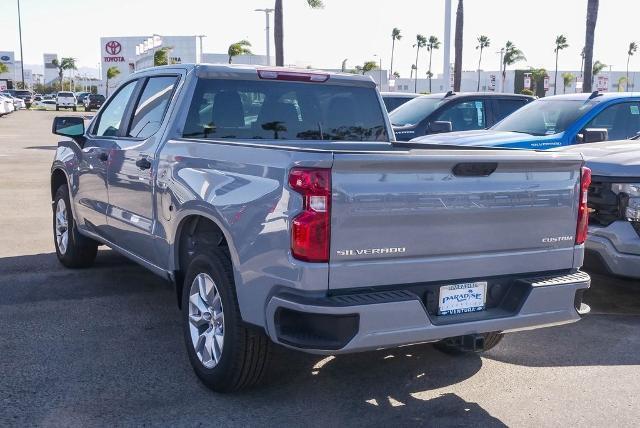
202, 53, 272, 65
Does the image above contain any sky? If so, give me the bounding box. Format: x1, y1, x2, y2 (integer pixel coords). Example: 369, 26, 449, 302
0, 0, 638, 78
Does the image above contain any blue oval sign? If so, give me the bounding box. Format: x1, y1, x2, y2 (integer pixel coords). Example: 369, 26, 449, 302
0, 55, 10, 61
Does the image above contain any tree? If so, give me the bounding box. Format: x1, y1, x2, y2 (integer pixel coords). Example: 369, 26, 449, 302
341, 58, 348, 72
618, 76, 628, 92
562, 72, 575, 93
227, 40, 252, 64
582, 0, 599, 92
530, 67, 547, 96
413, 34, 427, 93
392, 71, 400, 79
360, 61, 378, 75
553, 34, 569, 94
592, 60, 606, 79
274, 0, 324, 66
154, 47, 173, 66
627, 41, 637, 91
0, 63, 8, 74
475, 35, 490, 91
426, 36, 441, 93
390, 28, 402, 77
453, 0, 464, 91
105, 66, 121, 97
51, 57, 76, 91
502, 41, 526, 90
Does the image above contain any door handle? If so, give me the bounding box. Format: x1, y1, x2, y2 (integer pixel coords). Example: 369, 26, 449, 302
98, 152, 109, 162
136, 157, 152, 170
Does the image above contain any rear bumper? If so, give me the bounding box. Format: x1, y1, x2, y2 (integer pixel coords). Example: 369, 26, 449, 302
585, 222, 640, 279
265, 271, 590, 354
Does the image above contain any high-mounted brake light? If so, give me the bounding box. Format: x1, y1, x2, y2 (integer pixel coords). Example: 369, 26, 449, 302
257, 70, 329, 82
576, 166, 591, 245
288, 167, 331, 262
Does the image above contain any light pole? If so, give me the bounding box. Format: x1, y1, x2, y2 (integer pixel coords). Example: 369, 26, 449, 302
442, 0, 452, 92
374, 54, 383, 90
17, 0, 25, 86
255, 8, 274, 66
196, 35, 206, 63
497, 48, 504, 92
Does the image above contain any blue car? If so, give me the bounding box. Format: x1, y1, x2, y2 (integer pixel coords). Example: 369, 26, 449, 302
410, 92, 640, 149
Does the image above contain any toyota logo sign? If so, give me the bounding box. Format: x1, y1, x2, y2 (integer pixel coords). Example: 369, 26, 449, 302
0, 55, 10, 62
105, 41, 122, 55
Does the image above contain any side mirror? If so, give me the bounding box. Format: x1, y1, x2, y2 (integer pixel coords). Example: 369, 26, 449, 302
580, 128, 608, 144
429, 121, 453, 133
52, 116, 85, 138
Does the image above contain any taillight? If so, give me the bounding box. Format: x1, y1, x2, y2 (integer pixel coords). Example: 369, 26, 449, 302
288, 167, 331, 262
576, 166, 591, 244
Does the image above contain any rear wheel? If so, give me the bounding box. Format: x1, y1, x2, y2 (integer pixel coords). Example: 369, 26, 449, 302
181, 247, 271, 392
85, 106, 90, 112
55, 106, 59, 111
73, 106, 77, 111
53, 184, 98, 268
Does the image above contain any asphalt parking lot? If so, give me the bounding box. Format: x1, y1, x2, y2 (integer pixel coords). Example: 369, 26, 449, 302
1, 110, 640, 427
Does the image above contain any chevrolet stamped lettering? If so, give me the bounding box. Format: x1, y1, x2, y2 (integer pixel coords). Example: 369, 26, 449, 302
336, 247, 407, 256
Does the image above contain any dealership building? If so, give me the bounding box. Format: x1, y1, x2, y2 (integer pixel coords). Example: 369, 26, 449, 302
99, 35, 271, 95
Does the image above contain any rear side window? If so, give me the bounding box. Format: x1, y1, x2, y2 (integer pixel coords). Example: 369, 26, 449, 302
383, 96, 413, 112
128, 76, 178, 138
182, 79, 387, 141
436, 100, 486, 131
494, 99, 528, 123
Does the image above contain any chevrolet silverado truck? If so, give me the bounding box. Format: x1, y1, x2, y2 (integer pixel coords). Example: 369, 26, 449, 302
558, 139, 640, 278
410, 92, 640, 149
50, 64, 591, 392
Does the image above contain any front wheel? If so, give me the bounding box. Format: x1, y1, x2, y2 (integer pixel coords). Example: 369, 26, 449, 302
53, 184, 98, 268
55, 106, 60, 111
182, 248, 271, 392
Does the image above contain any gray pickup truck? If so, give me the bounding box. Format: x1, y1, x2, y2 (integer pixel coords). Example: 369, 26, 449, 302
559, 139, 640, 278
50, 64, 591, 392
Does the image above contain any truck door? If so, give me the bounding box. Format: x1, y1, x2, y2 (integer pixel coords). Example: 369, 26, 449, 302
77, 80, 138, 236
105, 75, 179, 265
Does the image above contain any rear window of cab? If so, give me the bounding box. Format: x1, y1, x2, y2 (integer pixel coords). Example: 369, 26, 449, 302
182, 78, 388, 142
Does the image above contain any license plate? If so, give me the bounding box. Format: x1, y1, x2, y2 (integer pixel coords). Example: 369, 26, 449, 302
438, 281, 487, 315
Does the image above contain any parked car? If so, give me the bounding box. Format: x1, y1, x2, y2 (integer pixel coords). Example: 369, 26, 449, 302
410, 92, 640, 149
1, 92, 25, 109
0, 94, 14, 115
56, 91, 77, 111
0, 96, 7, 116
7, 89, 34, 108
33, 95, 43, 102
83, 94, 105, 111
75, 92, 90, 105
556, 139, 640, 278
50, 64, 590, 392
390, 92, 534, 141
34, 99, 57, 110
380, 92, 420, 112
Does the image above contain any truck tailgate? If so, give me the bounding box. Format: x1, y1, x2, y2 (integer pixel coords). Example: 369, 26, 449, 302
329, 149, 583, 290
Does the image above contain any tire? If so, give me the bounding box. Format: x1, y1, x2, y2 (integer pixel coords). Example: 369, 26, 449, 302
55, 106, 59, 111
53, 184, 98, 268
434, 332, 504, 355
85, 106, 90, 112
181, 247, 271, 392
73, 106, 77, 111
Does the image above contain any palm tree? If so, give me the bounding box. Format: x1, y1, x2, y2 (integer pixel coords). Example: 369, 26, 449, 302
52, 57, 76, 91
618, 76, 628, 92
390, 28, 402, 77
426, 36, 441, 93
227, 40, 252, 64
360, 61, 378, 75
453, 0, 464, 91
475, 35, 490, 91
627, 42, 637, 90
0, 63, 8, 74
274, 0, 323, 66
105, 66, 121, 97
413, 34, 427, 93
410, 64, 416, 80
502, 41, 526, 90
530, 67, 547, 96
553, 34, 569, 94
583, 0, 599, 92
562, 72, 575, 93
154, 47, 173, 66
592, 60, 607, 86
393, 71, 400, 79
341, 58, 348, 72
